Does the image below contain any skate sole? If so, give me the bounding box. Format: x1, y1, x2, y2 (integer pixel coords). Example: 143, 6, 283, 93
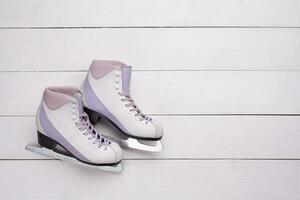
25, 145, 123, 172
84, 107, 163, 141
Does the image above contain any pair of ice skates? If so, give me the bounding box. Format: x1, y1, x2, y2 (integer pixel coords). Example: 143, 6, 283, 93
26, 60, 163, 172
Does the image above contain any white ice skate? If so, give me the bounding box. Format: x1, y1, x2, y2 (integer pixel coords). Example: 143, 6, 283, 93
26, 87, 123, 172
82, 60, 163, 152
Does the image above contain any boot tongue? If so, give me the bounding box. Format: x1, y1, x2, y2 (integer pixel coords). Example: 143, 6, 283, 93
73, 92, 84, 114
121, 66, 132, 96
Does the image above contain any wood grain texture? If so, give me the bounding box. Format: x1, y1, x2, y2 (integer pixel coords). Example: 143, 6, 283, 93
1, 71, 299, 115
1, 0, 299, 199
0, 28, 299, 71
1, 160, 299, 200
1, 116, 300, 159
0, 0, 299, 27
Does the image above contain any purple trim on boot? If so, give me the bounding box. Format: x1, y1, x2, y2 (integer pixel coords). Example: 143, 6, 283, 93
122, 66, 132, 96
83, 78, 128, 133
39, 105, 90, 163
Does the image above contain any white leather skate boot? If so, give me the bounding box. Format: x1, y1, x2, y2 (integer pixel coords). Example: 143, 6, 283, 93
26, 86, 123, 172
82, 60, 163, 152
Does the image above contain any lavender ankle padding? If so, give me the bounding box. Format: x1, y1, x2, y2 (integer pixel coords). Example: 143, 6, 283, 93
90, 60, 126, 79
39, 104, 90, 163
83, 78, 128, 133
44, 87, 80, 110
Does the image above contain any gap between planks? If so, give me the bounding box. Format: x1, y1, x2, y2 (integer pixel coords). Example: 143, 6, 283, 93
2, 69, 300, 72
2, 158, 300, 161
1, 114, 300, 117
0, 26, 300, 29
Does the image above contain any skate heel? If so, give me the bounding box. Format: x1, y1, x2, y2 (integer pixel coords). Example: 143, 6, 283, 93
37, 131, 58, 150
84, 107, 100, 125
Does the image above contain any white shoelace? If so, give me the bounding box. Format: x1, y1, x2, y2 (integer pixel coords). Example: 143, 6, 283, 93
76, 113, 111, 149
119, 93, 152, 123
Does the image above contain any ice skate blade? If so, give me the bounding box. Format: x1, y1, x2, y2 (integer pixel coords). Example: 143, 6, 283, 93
25, 145, 123, 172
119, 138, 163, 152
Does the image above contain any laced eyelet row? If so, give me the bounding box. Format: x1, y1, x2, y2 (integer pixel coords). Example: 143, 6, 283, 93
71, 104, 110, 149
114, 69, 151, 124
119, 95, 151, 124
71, 103, 77, 120
115, 70, 120, 91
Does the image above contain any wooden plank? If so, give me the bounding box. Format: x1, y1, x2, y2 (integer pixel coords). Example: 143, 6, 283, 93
0, 71, 299, 115
0, 28, 299, 71
1, 160, 299, 200
0, 0, 299, 27
1, 116, 300, 159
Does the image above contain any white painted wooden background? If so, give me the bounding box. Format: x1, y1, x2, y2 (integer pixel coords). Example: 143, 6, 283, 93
0, 0, 300, 199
